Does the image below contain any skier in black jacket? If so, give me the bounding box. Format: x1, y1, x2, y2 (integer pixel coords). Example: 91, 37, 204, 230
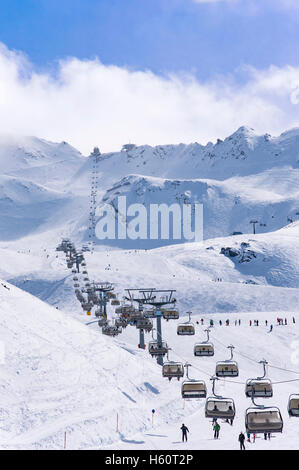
181, 424, 189, 442
239, 432, 246, 450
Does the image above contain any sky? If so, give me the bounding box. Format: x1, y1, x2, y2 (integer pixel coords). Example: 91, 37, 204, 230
0, 0, 298, 153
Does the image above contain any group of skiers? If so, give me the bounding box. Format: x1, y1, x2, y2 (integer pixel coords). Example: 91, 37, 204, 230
196, 316, 296, 330
180, 423, 272, 449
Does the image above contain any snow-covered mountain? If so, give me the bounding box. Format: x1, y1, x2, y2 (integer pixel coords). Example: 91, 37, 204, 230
84, 126, 299, 185
1, 128, 299, 449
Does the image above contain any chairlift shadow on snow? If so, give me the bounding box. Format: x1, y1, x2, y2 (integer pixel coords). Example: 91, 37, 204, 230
120, 436, 145, 445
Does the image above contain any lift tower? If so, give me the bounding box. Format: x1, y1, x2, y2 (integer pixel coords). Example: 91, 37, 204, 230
130, 289, 176, 366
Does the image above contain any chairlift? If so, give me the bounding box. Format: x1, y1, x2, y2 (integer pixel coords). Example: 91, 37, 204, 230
102, 324, 122, 337
215, 345, 239, 377
111, 299, 120, 306
194, 329, 214, 357
136, 317, 153, 332
162, 307, 179, 321
148, 340, 168, 357
246, 407, 283, 434
162, 349, 184, 381
181, 364, 207, 399
245, 380, 282, 433
115, 317, 128, 329
288, 394, 299, 417
143, 308, 156, 319
245, 361, 273, 398
162, 362, 184, 381
177, 311, 195, 336
205, 377, 236, 420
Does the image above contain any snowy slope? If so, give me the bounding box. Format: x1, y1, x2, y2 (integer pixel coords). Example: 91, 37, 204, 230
0, 134, 84, 189
0, 280, 195, 450
4, 222, 299, 317
101, 310, 299, 451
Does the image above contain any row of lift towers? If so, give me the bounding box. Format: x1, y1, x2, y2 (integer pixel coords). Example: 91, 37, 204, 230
56, 238, 179, 365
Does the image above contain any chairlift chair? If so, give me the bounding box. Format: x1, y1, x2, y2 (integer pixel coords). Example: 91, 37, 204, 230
194, 343, 214, 356
136, 317, 153, 332
288, 394, 299, 417
205, 377, 236, 420
216, 361, 239, 377
194, 329, 214, 357
215, 345, 239, 377
205, 397, 236, 419
245, 360, 272, 398
162, 307, 179, 321
182, 381, 207, 399
115, 317, 128, 329
102, 324, 121, 337
148, 341, 168, 357
245, 379, 273, 398
162, 362, 184, 381
177, 311, 195, 336
143, 308, 156, 319
181, 364, 207, 399
245, 407, 283, 434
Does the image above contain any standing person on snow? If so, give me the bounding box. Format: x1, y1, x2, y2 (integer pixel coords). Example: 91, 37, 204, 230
213, 422, 220, 439
181, 424, 189, 442
239, 432, 246, 450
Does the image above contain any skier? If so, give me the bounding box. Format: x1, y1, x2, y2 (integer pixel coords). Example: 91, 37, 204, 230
201, 318, 204, 325
250, 320, 252, 326
181, 424, 189, 442
213, 422, 220, 439
238, 319, 241, 326
210, 319, 214, 327
256, 320, 259, 326
219, 320, 222, 326
285, 318, 287, 325
239, 432, 246, 450
265, 320, 268, 326
269, 324, 273, 332
293, 316, 296, 324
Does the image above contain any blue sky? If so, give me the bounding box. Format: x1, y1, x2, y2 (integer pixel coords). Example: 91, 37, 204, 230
0, 0, 298, 80
0, 0, 298, 152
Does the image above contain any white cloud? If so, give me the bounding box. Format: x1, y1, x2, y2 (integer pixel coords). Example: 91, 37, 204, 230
0, 43, 298, 154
